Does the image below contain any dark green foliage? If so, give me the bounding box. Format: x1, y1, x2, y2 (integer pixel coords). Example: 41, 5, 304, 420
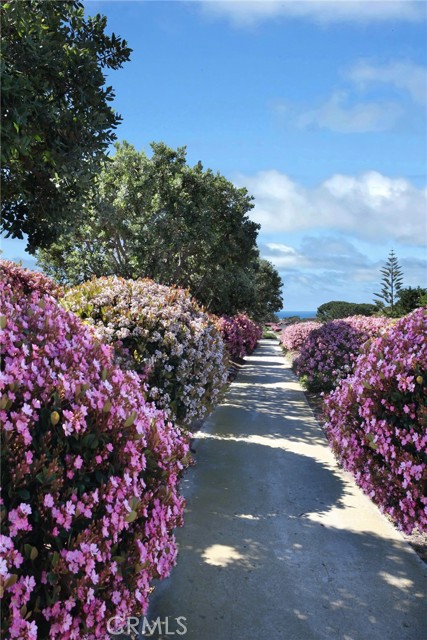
373, 250, 404, 316
249, 259, 283, 323
395, 286, 427, 315
1, 0, 131, 252
317, 300, 377, 321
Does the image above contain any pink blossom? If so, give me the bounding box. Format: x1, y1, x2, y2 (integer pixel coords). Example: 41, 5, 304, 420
214, 314, 262, 360
44, 494, 54, 508
1, 262, 189, 638
9, 504, 32, 537
324, 308, 427, 534
63, 276, 228, 428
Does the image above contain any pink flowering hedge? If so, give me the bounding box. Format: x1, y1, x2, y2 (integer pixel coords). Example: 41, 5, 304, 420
265, 323, 281, 333
294, 316, 391, 392
235, 314, 263, 354
215, 314, 262, 360
63, 277, 228, 428
324, 308, 427, 534
0, 271, 189, 639
280, 321, 322, 352
0, 259, 61, 298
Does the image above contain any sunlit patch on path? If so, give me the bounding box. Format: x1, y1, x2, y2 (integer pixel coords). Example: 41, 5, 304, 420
146, 340, 426, 640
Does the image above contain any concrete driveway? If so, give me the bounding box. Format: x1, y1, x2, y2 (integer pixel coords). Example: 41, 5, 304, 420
145, 339, 426, 640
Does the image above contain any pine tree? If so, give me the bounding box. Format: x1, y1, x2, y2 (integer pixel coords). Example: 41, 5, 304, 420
374, 249, 404, 316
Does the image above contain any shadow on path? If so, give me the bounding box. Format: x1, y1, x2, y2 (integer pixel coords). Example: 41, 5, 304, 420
139, 340, 426, 640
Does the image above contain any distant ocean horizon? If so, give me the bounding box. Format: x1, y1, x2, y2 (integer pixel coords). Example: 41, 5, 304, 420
277, 310, 317, 319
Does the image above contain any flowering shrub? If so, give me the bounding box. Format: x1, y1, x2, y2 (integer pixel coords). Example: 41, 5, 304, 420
324, 308, 427, 534
214, 316, 245, 359
280, 321, 322, 352
265, 323, 281, 333
62, 277, 228, 428
0, 275, 189, 639
235, 314, 263, 354
0, 259, 61, 298
294, 316, 391, 392
215, 314, 262, 360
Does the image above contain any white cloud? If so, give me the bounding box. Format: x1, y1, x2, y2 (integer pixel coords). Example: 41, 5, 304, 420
347, 61, 427, 105
198, 1, 424, 26
261, 236, 373, 273
259, 235, 427, 307
272, 59, 426, 133
296, 91, 403, 132
260, 242, 309, 268
235, 170, 427, 245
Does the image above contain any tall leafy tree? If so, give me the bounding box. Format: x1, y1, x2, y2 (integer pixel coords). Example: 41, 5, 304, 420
37, 141, 283, 317
1, 0, 131, 252
373, 249, 404, 316
248, 259, 283, 322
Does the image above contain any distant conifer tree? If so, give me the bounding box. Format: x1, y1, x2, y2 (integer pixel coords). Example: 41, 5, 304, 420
374, 249, 404, 316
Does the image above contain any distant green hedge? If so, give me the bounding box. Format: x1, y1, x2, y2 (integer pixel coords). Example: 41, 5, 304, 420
317, 300, 377, 321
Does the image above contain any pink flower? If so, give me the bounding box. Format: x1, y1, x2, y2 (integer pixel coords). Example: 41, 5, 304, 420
44, 494, 54, 508
0, 262, 190, 638
324, 308, 427, 535
9, 504, 32, 537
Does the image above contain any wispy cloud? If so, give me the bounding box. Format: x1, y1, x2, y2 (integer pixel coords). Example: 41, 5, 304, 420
198, 1, 425, 27
259, 242, 309, 268
235, 170, 427, 246
272, 59, 426, 133
296, 91, 403, 132
260, 236, 374, 274
346, 60, 427, 105
259, 236, 427, 306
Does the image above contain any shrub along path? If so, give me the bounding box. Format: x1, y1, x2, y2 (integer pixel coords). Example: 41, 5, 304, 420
145, 340, 426, 640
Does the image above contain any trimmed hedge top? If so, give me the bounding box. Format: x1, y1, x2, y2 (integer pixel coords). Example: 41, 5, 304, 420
62, 276, 228, 428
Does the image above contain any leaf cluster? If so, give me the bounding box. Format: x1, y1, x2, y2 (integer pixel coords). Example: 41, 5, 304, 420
1, 0, 131, 251
395, 286, 427, 316
38, 141, 283, 318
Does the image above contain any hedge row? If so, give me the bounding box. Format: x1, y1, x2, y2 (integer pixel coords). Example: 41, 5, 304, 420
215, 314, 262, 360
0, 272, 188, 639
293, 316, 391, 392
325, 309, 427, 534
0, 262, 262, 638
62, 277, 229, 429
0, 259, 62, 298
280, 321, 322, 353
281, 312, 427, 534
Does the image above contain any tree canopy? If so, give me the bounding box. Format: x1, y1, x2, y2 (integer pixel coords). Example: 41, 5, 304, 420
1, 0, 131, 252
316, 300, 377, 321
395, 286, 427, 316
249, 259, 284, 322
37, 141, 283, 319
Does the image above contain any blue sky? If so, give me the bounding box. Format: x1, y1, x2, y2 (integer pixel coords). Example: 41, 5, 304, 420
2, 0, 426, 310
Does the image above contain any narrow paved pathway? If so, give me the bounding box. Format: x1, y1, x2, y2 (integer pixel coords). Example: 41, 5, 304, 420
147, 340, 426, 640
